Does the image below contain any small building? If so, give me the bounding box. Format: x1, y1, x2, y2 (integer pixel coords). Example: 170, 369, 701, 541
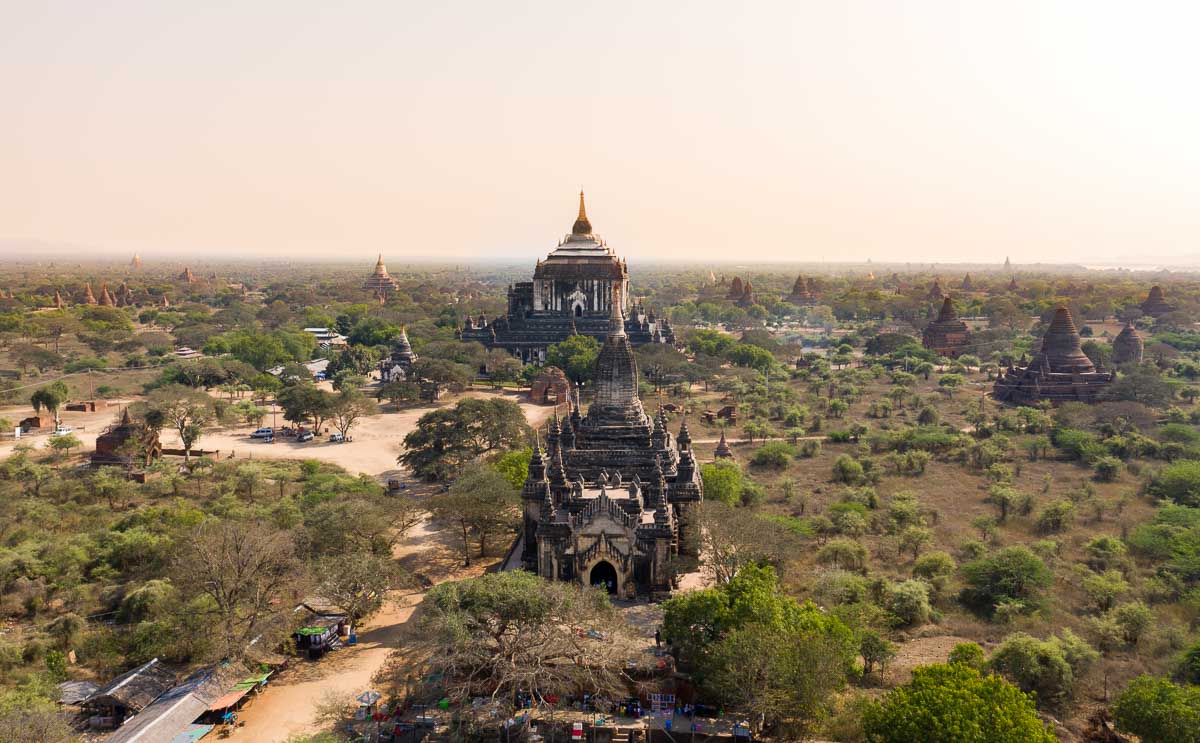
714, 430, 734, 459
83, 657, 178, 730
1112, 321, 1145, 365
379, 326, 419, 383
530, 366, 571, 404
92, 409, 161, 469
302, 327, 348, 349
922, 296, 971, 358
104, 665, 238, 743
293, 603, 349, 659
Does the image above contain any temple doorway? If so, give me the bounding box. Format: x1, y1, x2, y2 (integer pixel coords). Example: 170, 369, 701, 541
574, 304, 583, 317
589, 561, 618, 594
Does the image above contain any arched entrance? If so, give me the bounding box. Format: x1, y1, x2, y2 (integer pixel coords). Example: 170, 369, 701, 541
574, 304, 583, 317
589, 560, 618, 594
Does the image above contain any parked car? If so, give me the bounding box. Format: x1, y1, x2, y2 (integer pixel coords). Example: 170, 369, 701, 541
250, 427, 274, 439
329, 432, 345, 443
51, 426, 74, 436
297, 431, 315, 442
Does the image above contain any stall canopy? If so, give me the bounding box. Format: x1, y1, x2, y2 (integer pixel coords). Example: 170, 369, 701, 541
206, 688, 250, 712
167, 724, 213, 743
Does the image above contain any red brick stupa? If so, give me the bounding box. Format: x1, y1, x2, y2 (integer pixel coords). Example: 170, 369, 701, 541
1111, 321, 1144, 365
993, 306, 1113, 405
1140, 285, 1174, 318
922, 296, 971, 358
785, 274, 817, 305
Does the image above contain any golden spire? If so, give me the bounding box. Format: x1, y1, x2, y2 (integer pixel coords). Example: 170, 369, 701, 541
571, 190, 593, 236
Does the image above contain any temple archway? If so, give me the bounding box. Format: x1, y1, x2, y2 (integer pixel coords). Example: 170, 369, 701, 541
574, 304, 583, 317
589, 560, 618, 594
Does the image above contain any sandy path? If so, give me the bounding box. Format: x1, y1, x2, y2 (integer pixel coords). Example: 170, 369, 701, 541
221, 390, 551, 742
226, 519, 439, 742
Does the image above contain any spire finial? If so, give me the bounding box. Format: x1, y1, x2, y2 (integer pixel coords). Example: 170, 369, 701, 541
572, 190, 593, 236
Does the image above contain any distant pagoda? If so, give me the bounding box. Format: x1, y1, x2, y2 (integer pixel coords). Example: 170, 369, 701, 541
178, 267, 196, 283
993, 306, 1114, 405
362, 255, 400, 297
922, 296, 971, 358
714, 429, 734, 459
83, 283, 98, 305
1140, 285, 1174, 318
960, 273, 974, 292
1111, 321, 1144, 365
927, 279, 945, 300
131, 254, 143, 270
727, 276, 745, 300
785, 274, 817, 305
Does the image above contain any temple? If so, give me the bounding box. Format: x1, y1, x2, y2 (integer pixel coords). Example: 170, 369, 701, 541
1140, 285, 1174, 318
519, 285, 703, 598
922, 296, 971, 357
785, 274, 817, 305
1111, 321, 1145, 365
362, 255, 400, 298
993, 306, 1114, 405
378, 326, 418, 382
460, 193, 674, 362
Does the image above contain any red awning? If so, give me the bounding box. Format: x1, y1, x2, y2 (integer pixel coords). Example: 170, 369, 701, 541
208, 687, 251, 711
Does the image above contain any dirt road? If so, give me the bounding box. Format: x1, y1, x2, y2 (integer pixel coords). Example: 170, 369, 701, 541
221, 390, 550, 742
226, 519, 438, 742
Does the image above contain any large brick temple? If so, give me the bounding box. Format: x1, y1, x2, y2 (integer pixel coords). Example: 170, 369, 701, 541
993, 306, 1113, 405
458, 193, 675, 362
518, 286, 702, 598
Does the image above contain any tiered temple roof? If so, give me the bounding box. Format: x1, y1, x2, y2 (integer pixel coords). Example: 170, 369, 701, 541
1140, 285, 1174, 318
521, 285, 702, 597
362, 255, 400, 296
922, 296, 971, 357
785, 274, 817, 305
459, 193, 673, 361
993, 306, 1114, 405
1112, 321, 1144, 365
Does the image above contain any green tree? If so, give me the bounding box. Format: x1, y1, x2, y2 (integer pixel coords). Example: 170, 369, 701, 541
328, 388, 377, 439
30, 381, 69, 421
314, 551, 398, 622
662, 564, 856, 735
545, 334, 601, 385
700, 460, 751, 506
399, 398, 530, 481
862, 663, 1056, 743
428, 463, 518, 565
410, 572, 634, 718
1113, 675, 1200, 743
276, 382, 335, 432
490, 447, 532, 491
147, 383, 215, 461
960, 546, 1052, 617
47, 433, 82, 459
1150, 460, 1200, 507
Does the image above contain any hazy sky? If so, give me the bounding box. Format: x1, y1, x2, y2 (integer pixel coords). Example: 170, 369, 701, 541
4, 2, 1199, 265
